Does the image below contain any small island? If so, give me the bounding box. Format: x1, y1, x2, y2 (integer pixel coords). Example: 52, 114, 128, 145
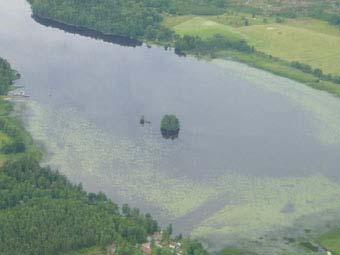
161, 115, 180, 139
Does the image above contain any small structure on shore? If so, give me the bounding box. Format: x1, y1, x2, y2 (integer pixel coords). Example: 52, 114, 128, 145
160, 114, 180, 139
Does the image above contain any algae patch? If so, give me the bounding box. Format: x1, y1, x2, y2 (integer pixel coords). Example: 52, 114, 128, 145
23, 100, 218, 218
213, 59, 340, 145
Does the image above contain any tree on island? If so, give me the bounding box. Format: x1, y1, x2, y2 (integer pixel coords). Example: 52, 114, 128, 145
161, 115, 180, 139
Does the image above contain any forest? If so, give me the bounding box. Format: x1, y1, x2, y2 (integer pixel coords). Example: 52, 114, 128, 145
0, 58, 19, 95
28, 0, 170, 40
0, 156, 158, 254
28, 0, 228, 41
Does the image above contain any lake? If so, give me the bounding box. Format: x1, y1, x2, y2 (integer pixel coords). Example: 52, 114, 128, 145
2, 0, 340, 253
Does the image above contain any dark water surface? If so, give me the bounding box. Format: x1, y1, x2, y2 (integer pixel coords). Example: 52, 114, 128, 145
2, 0, 340, 252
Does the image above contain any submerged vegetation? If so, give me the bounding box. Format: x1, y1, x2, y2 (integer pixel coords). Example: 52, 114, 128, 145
0, 59, 209, 255
160, 115, 180, 139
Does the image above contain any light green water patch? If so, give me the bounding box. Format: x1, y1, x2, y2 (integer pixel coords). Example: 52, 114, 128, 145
194, 174, 340, 236
23, 98, 340, 254
23, 100, 218, 218
21, 59, 340, 254
192, 174, 340, 253
212, 59, 340, 145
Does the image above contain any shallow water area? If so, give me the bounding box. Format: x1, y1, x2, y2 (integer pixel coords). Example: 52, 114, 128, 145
2, 0, 340, 253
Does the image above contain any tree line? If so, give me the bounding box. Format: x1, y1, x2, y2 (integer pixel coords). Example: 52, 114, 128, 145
291, 61, 340, 84
0, 57, 19, 95
174, 34, 253, 55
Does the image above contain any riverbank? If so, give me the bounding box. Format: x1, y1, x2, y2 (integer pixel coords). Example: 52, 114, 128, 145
0, 59, 41, 163
32, 14, 143, 47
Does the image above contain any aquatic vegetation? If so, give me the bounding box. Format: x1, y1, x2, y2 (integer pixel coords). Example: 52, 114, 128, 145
212, 59, 340, 145
23, 96, 340, 255
21, 55, 340, 254
24, 102, 217, 218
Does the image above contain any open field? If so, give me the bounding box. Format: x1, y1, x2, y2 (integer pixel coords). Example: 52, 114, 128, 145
319, 231, 340, 255
172, 17, 244, 40
286, 18, 340, 37
206, 12, 278, 27
163, 15, 194, 28
227, 0, 340, 17
239, 23, 340, 75
165, 15, 340, 76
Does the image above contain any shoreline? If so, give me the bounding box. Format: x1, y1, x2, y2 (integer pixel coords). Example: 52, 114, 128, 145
32, 14, 143, 47
32, 13, 340, 98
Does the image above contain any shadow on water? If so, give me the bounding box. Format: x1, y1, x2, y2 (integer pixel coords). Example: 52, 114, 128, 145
32, 14, 143, 47
161, 129, 179, 140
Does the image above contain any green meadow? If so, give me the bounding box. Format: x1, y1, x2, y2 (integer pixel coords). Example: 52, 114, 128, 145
172, 17, 244, 40
165, 15, 340, 78
319, 231, 340, 255
239, 23, 340, 76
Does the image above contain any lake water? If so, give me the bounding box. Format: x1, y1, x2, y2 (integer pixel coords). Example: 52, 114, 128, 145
2, 0, 340, 253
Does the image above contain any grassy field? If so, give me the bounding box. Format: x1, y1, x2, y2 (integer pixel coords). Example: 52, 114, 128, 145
239, 23, 340, 75
163, 15, 194, 28
286, 18, 340, 37
319, 231, 340, 254
207, 12, 278, 27
164, 14, 340, 79
172, 17, 244, 40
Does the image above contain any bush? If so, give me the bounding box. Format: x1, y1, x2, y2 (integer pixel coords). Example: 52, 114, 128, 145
161, 115, 180, 139
174, 34, 252, 55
